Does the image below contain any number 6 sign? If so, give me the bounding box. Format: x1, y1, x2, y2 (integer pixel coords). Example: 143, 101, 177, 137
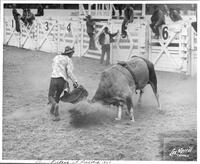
161, 25, 169, 42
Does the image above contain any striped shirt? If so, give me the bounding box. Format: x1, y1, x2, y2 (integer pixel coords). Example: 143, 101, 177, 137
51, 55, 77, 83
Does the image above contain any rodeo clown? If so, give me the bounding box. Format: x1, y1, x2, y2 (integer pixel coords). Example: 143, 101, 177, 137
48, 46, 78, 121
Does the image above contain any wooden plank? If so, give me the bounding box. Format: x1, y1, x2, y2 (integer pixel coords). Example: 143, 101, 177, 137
151, 46, 179, 51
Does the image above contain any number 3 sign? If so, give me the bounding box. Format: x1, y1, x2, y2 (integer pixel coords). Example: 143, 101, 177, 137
161, 25, 169, 42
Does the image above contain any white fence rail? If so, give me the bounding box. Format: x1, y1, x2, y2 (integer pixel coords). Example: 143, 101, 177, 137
3, 16, 197, 76
4, 17, 81, 56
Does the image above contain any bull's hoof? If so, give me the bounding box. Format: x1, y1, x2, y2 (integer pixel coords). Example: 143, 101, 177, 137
130, 119, 135, 122
52, 116, 60, 121
137, 102, 142, 107
50, 109, 54, 116
125, 111, 130, 116
87, 99, 93, 103
130, 117, 135, 122
157, 106, 162, 111
158, 109, 165, 115
115, 117, 121, 121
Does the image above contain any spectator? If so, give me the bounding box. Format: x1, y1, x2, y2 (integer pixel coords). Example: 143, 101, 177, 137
26, 8, 35, 27
118, 4, 123, 18
21, 8, 28, 26
98, 27, 119, 65
35, 4, 44, 16
48, 46, 78, 121
150, 5, 165, 39
112, 7, 115, 17
86, 15, 97, 50
163, 4, 169, 16
121, 4, 134, 38
169, 8, 182, 22
12, 6, 21, 32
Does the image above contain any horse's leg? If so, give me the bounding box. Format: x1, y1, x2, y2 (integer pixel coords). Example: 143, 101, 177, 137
126, 96, 135, 122
137, 89, 144, 105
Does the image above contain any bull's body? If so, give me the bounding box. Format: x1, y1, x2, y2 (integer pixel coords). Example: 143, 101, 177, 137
92, 56, 161, 122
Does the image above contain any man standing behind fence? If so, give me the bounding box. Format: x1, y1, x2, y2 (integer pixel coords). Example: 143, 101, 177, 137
99, 27, 119, 65
86, 15, 97, 50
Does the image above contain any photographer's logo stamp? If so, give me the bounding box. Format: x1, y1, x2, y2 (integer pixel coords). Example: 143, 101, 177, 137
163, 138, 197, 161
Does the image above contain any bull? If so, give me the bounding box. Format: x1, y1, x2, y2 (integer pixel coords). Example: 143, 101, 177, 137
91, 56, 161, 122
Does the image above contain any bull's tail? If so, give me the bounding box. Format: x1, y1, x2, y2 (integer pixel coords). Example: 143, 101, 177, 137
145, 60, 157, 93
132, 56, 161, 109
142, 58, 161, 109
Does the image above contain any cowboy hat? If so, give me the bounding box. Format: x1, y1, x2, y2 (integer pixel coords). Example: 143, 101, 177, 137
61, 46, 74, 55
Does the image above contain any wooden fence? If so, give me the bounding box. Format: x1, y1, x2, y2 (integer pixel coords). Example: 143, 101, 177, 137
4, 16, 197, 76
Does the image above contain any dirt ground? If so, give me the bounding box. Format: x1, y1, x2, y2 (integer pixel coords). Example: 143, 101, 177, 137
2, 46, 197, 160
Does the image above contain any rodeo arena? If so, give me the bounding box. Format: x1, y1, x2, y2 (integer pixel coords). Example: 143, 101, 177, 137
1, 1, 198, 162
